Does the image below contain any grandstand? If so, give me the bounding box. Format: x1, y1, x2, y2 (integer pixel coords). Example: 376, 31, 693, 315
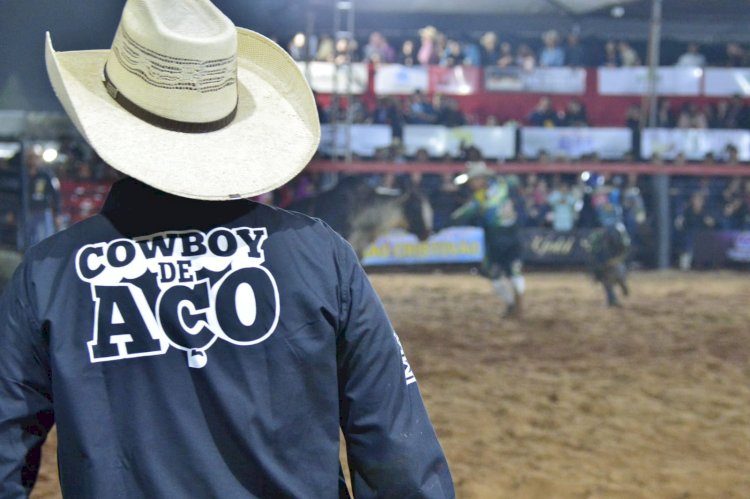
3, 1, 749, 270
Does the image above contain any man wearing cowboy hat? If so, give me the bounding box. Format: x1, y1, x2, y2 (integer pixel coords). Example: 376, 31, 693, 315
452, 162, 526, 318
0, 1, 454, 497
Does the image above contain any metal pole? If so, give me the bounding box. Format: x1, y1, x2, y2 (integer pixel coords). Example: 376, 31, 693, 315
646, 0, 670, 269
18, 140, 29, 251
344, 0, 354, 164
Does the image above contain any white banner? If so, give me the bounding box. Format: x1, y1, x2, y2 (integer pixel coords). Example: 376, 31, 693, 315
296, 62, 368, 94
403, 125, 516, 159
521, 127, 632, 160
319, 124, 392, 157
374, 64, 429, 95
597, 67, 702, 96
485, 67, 586, 94
704, 68, 750, 97
641, 128, 750, 161
402, 126, 451, 157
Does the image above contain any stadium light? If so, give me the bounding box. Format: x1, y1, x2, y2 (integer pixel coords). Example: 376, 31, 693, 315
42, 147, 59, 163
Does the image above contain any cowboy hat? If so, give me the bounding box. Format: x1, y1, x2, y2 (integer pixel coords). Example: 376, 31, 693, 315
454, 161, 494, 185
465, 161, 494, 180
46, 0, 320, 200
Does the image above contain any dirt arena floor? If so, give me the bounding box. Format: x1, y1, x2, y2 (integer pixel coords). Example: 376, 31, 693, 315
31, 271, 750, 498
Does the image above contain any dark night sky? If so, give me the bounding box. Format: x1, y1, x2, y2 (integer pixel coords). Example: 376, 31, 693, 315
0, 0, 309, 111
3, 0, 750, 112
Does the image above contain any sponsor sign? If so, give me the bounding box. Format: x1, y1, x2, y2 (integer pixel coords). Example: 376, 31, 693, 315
319, 124, 392, 157
598, 67, 702, 96
402, 125, 516, 159
362, 227, 593, 266
484, 67, 586, 94
704, 68, 750, 97
523, 228, 590, 264
296, 61, 368, 94
521, 127, 632, 160
428, 66, 482, 95
641, 128, 750, 161
374, 64, 429, 95
362, 227, 484, 266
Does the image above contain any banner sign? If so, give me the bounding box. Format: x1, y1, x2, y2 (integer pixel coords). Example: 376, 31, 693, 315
521, 127, 632, 160
362, 227, 484, 266
296, 62, 368, 94
692, 230, 750, 267
704, 68, 750, 97
484, 67, 586, 94
362, 227, 594, 266
597, 67, 701, 96
319, 124, 392, 157
402, 125, 516, 159
428, 66, 482, 95
522, 228, 591, 264
641, 128, 750, 161
374, 64, 429, 95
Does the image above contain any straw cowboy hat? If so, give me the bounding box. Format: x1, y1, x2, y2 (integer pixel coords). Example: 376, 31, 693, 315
454, 161, 494, 185
45, 0, 320, 200
465, 161, 494, 180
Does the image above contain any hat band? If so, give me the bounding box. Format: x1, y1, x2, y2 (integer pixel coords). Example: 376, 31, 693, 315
103, 66, 237, 134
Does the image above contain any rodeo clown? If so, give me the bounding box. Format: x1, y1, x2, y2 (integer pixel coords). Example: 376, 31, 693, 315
452, 162, 526, 318
0, 1, 454, 497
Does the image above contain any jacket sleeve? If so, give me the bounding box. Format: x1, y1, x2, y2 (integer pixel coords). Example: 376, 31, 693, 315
450, 198, 479, 226
335, 237, 455, 498
0, 262, 54, 498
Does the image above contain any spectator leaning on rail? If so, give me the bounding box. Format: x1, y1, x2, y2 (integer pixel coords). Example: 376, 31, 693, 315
675, 43, 707, 67
0, 1, 455, 498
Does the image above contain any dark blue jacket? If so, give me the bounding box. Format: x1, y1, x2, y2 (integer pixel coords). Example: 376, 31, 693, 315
0, 178, 454, 498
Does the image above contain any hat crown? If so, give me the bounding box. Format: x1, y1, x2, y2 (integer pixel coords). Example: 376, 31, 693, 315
106, 0, 238, 124
465, 161, 492, 179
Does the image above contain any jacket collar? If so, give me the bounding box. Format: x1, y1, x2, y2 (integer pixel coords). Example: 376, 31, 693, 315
101, 177, 258, 237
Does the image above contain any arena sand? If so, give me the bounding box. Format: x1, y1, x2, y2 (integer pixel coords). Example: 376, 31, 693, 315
31, 271, 750, 498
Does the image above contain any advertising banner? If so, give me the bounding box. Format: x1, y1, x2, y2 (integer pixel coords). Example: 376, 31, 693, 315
402, 125, 452, 157
692, 230, 750, 267
402, 125, 516, 159
484, 67, 586, 94
319, 124, 392, 157
522, 228, 591, 264
362, 227, 484, 266
704, 68, 750, 97
597, 67, 701, 96
374, 64, 429, 95
641, 128, 750, 161
521, 127, 632, 160
362, 227, 595, 266
428, 66, 482, 95
296, 62, 368, 94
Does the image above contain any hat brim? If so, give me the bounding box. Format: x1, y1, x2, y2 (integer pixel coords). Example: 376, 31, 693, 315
46, 28, 320, 201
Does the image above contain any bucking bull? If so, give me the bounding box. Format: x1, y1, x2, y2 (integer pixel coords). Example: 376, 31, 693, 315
0, 177, 432, 292
585, 223, 631, 307
289, 176, 433, 258
0, 247, 22, 293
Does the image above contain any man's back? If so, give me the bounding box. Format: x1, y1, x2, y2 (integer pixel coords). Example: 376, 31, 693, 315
0, 178, 454, 498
